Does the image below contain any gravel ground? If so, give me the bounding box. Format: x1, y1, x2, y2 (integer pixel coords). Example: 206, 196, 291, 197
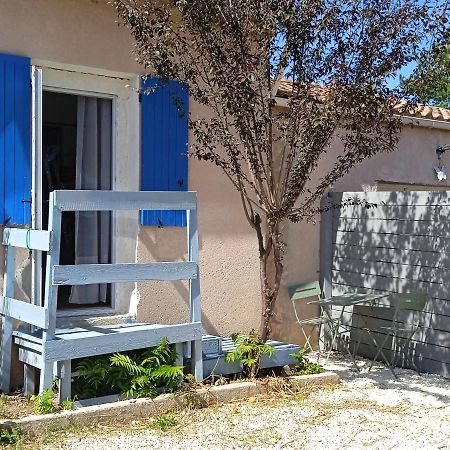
54, 355, 450, 450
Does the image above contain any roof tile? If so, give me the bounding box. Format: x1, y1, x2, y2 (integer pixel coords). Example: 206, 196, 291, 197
276, 79, 450, 123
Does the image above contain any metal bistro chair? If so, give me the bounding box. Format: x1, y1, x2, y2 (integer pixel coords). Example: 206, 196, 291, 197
289, 281, 339, 355
366, 293, 428, 378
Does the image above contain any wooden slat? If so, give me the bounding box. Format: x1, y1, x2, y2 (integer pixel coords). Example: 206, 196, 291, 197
18, 348, 42, 368
353, 340, 450, 377
334, 217, 450, 237
320, 194, 334, 298
334, 310, 450, 347
333, 230, 450, 253
334, 204, 450, 221
14, 337, 43, 353
333, 245, 447, 270
13, 329, 43, 345
53, 190, 197, 212
187, 208, 203, 381
331, 190, 450, 207
346, 327, 450, 364
52, 262, 198, 285
335, 306, 450, 332
333, 258, 450, 286
0, 296, 49, 329
3, 228, 51, 251
331, 284, 449, 315
332, 270, 450, 303
0, 246, 16, 392
43, 322, 202, 361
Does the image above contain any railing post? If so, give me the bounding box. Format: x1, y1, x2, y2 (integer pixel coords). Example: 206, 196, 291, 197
40, 191, 62, 392
0, 245, 16, 392
187, 203, 203, 381
319, 192, 334, 351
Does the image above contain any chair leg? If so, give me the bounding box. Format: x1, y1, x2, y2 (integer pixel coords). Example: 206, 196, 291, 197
396, 337, 420, 374
326, 321, 341, 360
368, 332, 398, 379
39, 362, 54, 393
301, 328, 314, 353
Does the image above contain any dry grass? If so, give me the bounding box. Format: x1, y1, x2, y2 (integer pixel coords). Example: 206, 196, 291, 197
0, 393, 33, 420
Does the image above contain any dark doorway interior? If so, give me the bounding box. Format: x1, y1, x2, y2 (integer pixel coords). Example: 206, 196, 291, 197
42, 91, 112, 309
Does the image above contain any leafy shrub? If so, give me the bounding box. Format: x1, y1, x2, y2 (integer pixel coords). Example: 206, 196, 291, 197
30, 389, 56, 414
73, 338, 184, 399
225, 330, 274, 378
290, 349, 324, 375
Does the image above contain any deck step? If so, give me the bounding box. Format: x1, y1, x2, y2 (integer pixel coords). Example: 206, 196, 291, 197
202, 336, 300, 378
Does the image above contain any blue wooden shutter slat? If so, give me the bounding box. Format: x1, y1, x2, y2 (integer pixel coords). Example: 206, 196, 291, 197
4, 60, 15, 223
0, 59, 5, 224
0, 53, 30, 225
140, 78, 188, 227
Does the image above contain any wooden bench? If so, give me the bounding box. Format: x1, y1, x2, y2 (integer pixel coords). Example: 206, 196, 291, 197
0, 190, 203, 399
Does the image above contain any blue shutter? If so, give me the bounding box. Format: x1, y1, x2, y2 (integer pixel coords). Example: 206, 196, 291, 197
0, 53, 31, 225
140, 78, 189, 227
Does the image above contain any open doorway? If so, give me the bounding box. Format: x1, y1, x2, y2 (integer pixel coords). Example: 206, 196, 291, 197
42, 91, 113, 309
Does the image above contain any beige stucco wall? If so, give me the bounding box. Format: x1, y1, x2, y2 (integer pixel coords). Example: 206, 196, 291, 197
1, 0, 450, 362
0, 0, 141, 74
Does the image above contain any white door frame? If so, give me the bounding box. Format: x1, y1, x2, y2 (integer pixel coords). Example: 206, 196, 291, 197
31, 66, 43, 311
31, 61, 141, 318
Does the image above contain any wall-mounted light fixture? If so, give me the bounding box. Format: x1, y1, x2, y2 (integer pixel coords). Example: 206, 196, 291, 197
434, 145, 450, 181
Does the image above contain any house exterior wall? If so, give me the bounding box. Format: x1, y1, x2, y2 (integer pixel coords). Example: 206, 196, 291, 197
1, 0, 450, 355
271, 125, 450, 344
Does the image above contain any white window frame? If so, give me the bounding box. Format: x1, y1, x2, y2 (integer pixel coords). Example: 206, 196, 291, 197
31, 60, 140, 319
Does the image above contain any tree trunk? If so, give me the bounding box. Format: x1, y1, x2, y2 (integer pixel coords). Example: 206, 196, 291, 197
256, 218, 284, 342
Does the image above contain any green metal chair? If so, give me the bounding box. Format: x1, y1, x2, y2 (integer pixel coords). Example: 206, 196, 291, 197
366, 293, 428, 378
288, 281, 339, 354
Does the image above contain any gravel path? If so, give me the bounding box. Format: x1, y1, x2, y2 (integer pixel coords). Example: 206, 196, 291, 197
55, 355, 450, 450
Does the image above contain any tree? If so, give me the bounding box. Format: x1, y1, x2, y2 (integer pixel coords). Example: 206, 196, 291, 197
114, 0, 448, 341
403, 42, 450, 108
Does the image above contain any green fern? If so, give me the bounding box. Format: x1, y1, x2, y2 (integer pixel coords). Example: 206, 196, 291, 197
75, 355, 110, 390
151, 364, 184, 380
110, 353, 146, 376
72, 338, 184, 399
226, 330, 274, 378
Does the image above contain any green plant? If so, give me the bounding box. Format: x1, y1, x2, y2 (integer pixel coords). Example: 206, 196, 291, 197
74, 355, 112, 399
226, 330, 274, 378
0, 426, 22, 446
30, 389, 56, 414
151, 413, 177, 432
0, 394, 8, 406
290, 349, 324, 375
60, 399, 75, 411
73, 338, 184, 399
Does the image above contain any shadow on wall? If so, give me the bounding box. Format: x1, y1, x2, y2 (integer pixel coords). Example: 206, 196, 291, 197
331, 190, 450, 375
137, 226, 219, 336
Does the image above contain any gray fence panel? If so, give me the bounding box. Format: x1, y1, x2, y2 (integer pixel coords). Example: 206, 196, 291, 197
324, 190, 450, 377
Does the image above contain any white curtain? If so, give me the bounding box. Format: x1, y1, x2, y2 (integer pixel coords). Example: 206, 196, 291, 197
69, 97, 112, 304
